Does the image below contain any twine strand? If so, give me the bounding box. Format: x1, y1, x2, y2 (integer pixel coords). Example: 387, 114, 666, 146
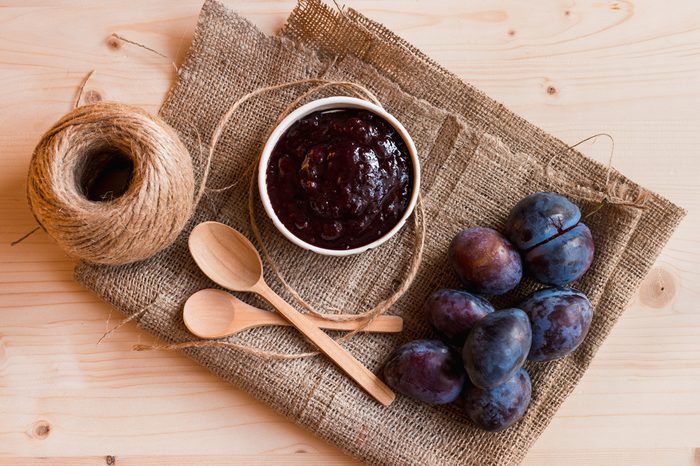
204, 79, 380, 194
10, 226, 40, 247
74, 70, 95, 109
97, 307, 149, 344
133, 340, 320, 360
109, 33, 179, 74
545, 132, 649, 211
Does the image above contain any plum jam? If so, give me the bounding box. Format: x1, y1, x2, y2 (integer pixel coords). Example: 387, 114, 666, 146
266, 109, 413, 250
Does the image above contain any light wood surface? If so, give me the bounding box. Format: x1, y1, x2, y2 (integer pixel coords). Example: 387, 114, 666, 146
188, 221, 396, 406
183, 289, 403, 338
1, 0, 699, 464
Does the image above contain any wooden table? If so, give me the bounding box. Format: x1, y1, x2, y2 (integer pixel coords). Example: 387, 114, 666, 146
1, 1, 698, 464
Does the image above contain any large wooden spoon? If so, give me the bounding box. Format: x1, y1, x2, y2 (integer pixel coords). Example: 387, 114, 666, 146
188, 221, 395, 406
183, 288, 404, 338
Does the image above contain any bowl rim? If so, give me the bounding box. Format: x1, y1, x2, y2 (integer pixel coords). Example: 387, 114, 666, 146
258, 96, 421, 257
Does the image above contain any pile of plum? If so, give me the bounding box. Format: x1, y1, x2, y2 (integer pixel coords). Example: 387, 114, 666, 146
382, 192, 595, 431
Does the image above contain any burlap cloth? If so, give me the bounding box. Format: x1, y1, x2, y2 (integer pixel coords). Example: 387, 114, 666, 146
75, 1, 686, 464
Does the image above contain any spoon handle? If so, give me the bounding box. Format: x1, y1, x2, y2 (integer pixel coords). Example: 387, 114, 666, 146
229, 301, 404, 334
256, 282, 396, 406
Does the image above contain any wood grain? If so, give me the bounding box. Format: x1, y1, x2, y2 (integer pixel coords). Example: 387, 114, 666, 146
1, 0, 699, 464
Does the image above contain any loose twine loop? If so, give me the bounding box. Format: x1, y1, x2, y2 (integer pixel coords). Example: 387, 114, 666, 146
180, 78, 426, 358
544, 133, 650, 211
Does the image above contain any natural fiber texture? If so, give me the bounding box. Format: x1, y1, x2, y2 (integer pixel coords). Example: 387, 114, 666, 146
28, 102, 195, 265
74, 1, 686, 465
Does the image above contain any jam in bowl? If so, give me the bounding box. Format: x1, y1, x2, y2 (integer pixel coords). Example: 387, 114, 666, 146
259, 97, 420, 256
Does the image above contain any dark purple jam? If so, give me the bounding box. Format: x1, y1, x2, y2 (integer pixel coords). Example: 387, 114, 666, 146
266, 109, 413, 250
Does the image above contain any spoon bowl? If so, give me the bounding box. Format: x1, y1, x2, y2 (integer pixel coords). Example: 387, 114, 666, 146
183, 288, 241, 337
189, 222, 263, 291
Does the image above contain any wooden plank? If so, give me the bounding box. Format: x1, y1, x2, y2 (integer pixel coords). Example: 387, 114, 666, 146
0, 1, 698, 465
0, 449, 696, 466
0, 456, 357, 466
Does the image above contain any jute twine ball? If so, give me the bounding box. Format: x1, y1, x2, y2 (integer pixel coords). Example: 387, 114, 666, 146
27, 102, 196, 265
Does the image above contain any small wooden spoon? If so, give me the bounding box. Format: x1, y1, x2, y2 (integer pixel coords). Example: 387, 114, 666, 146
184, 289, 404, 339
188, 221, 395, 406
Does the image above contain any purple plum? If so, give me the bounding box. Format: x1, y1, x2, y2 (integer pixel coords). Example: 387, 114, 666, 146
449, 227, 523, 295
505, 191, 581, 250
383, 340, 465, 404
462, 308, 532, 389
505, 192, 595, 286
464, 368, 532, 432
425, 289, 494, 346
519, 287, 593, 361
524, 223, 594, 286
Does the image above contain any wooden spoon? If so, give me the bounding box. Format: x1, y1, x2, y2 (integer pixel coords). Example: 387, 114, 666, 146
188, 221, 395, 406
184, 288, 404, 339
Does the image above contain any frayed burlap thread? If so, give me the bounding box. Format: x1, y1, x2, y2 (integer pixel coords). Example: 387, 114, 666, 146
75, 2, 685, 465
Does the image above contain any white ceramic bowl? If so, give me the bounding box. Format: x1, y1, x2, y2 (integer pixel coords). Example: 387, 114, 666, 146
258, 96, 420, 256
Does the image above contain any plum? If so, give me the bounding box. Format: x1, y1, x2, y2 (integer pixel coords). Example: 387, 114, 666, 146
505, 191, 581, 250
449, 227, 523, 295
425, 289, 494, 346
505, 192, 594, 286
383, 339, 465, 404
519, 287, 593, 362
524, 224, 594, 286
462, 308, 532, 389
463, 368, 532, 432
